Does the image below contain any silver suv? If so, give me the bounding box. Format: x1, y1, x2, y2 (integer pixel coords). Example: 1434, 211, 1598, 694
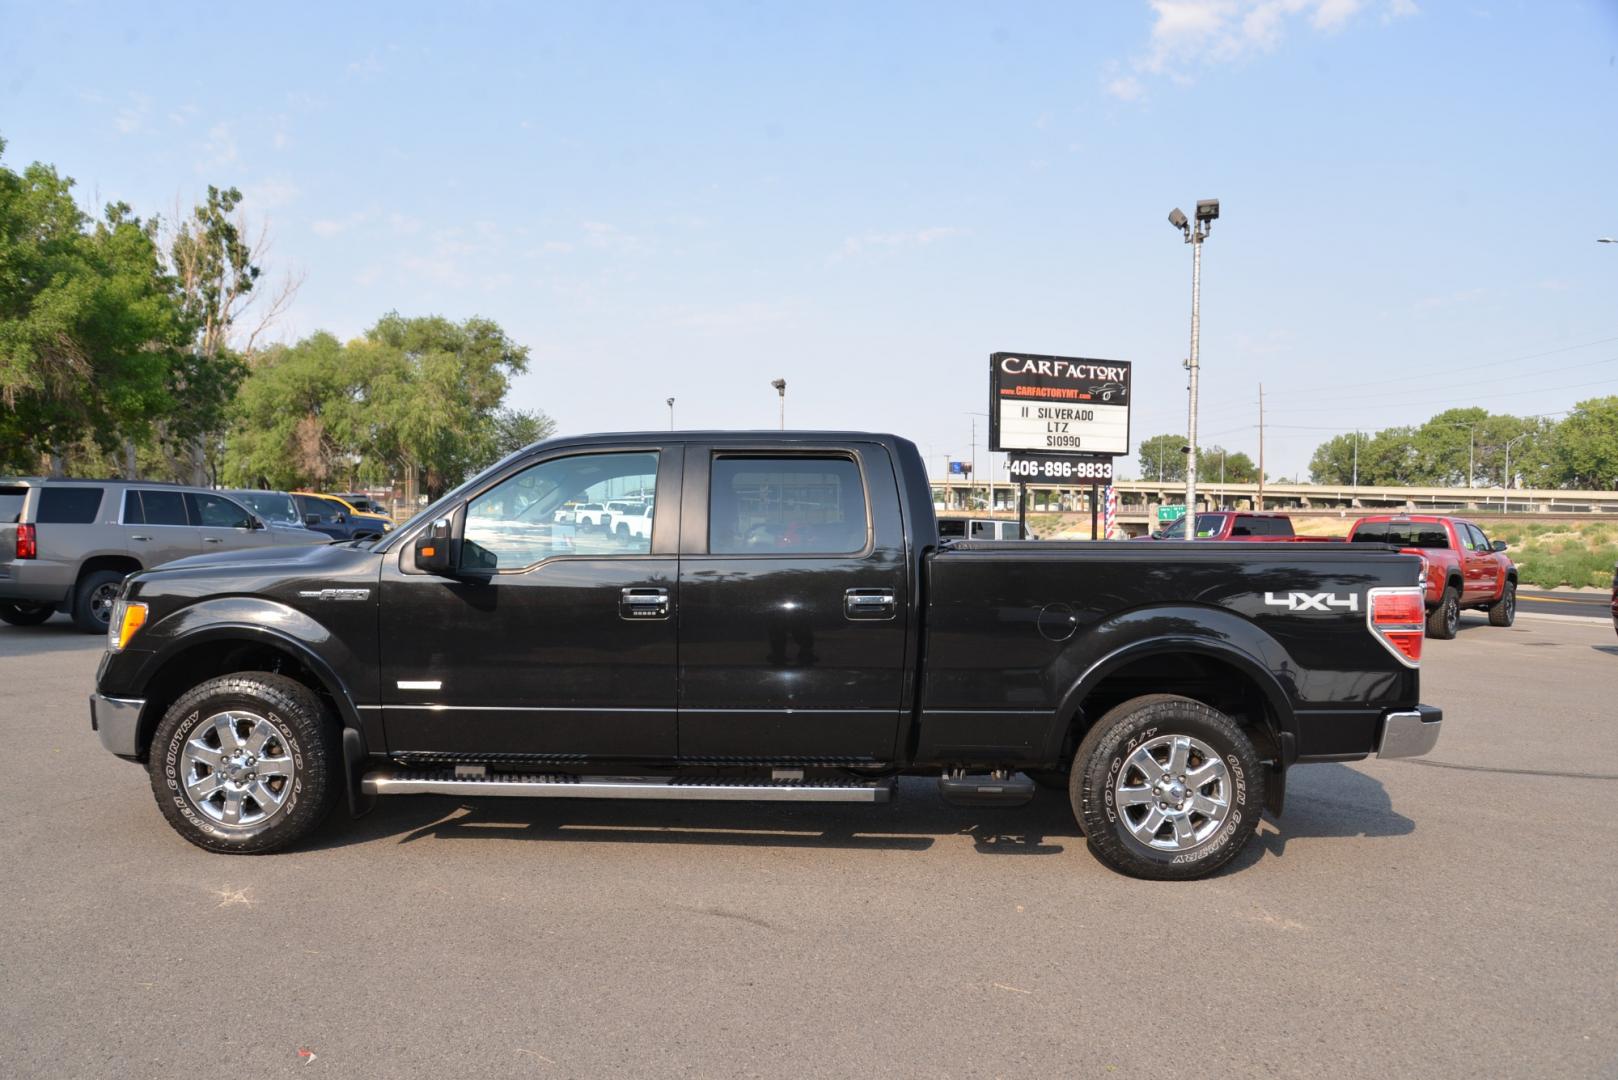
0, 479, 329, 633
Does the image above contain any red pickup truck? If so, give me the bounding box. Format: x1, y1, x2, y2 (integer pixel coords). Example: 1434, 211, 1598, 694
1147, 511, 1336, 542
1347, 515, 1516, 639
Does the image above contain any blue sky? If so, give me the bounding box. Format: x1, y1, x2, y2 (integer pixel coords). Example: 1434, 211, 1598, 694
3, 0, 1615, 480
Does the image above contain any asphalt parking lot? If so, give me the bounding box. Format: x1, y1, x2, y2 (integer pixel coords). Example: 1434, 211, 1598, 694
2, 611, 1615, 1079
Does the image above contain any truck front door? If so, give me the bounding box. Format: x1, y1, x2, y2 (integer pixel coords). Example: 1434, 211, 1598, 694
675, 444, 911, 763
377, 447, 681, 759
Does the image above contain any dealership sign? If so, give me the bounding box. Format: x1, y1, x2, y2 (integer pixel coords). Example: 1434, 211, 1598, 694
989, 352, 1132, 456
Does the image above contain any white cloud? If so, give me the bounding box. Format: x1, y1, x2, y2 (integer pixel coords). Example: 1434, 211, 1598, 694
199, 122, 238, 170
1105, 74, 1146, 101
831, 226, 968, 262
243, 175, 300, 210
347, 53, 383, 78
311, 210, 373, 237
1111, 0, 1414, 96
114, 93, 151, 134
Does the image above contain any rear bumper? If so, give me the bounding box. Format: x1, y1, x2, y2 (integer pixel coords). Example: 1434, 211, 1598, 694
90, 693, 144, 758
1377, 704, 1442, 759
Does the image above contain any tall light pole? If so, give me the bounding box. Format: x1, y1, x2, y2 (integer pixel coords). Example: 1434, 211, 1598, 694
770, 378, 786, 429
666, 397, 675, 430
1503, 432, 1531, 514
1169, 199, 1219, 536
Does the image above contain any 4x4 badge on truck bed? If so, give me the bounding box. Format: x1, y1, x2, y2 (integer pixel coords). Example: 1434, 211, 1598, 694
1264, 591, 1358, 612
297, 588, 371, 601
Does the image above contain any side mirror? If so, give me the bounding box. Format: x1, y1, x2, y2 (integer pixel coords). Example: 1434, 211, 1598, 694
249, 515, 266, 530
1491, 539, 1508, 552
336, 513, 348, 523
414, 518, 454, 573
304, 514, 321, 527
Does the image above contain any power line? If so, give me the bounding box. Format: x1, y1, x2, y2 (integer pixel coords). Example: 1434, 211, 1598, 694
1198, 332, 1618, 413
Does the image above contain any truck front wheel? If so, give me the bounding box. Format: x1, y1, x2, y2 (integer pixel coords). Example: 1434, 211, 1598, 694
1071, 694, 1264, 880
1487, 580, 1516, 627
148, 673, 341, 854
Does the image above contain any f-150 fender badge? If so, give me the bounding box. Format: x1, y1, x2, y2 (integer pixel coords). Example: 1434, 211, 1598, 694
1264, 591, 1358, 612
297, 588, 372, 601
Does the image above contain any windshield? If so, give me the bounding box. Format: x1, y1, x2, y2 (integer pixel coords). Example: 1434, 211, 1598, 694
233, 491, 300, 525
1157, 514, 1225, 539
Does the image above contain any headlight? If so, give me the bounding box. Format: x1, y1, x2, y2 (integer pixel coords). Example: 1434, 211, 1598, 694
108, 600, 148, 652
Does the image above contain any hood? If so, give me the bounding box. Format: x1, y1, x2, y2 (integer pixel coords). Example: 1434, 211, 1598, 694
147, 540, 374, 577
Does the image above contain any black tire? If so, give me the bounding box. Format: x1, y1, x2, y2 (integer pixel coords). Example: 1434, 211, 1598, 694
1426, 585, 1460, 640
0, 601, 55, 626
148, 672, 341, 854
1488, 579, 1516, 627
1070, 694, 1264, 881
72, 569, 127, 633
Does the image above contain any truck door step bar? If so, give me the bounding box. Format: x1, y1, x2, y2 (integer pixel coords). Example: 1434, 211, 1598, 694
360, 768, 896, 804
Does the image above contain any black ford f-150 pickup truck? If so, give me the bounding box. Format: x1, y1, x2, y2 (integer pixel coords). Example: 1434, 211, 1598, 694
90, 431, 1441, 879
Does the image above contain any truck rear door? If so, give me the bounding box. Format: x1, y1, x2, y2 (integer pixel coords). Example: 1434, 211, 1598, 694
676, 442, 911, 762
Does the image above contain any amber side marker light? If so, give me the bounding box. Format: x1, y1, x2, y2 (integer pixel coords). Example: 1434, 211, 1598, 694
420, 546, 436, 557
108, 601, 148, 652
1368, 587, 1424, 667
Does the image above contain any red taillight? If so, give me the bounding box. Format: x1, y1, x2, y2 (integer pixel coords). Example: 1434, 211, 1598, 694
15, 523, 36, 560
1369, 587, 1424, 666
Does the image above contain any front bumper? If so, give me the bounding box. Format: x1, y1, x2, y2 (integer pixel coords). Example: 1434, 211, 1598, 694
1377, 704, 1442, 759
90, 693, 144, 758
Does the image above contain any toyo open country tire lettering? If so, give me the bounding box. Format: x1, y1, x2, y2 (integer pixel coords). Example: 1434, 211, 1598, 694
1488, 580, 1516, 627
148, 673, 340, 854
1426, 585, 1460, 640
1071, 694, 1264, 880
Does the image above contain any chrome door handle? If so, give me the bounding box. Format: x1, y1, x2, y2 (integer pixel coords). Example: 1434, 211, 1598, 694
845, 588, 897, 620
619, 587, 670, 620
203, 537, 223, 544
131, 535, 151, 542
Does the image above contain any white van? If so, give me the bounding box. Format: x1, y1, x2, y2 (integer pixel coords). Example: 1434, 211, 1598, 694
937, 518, 1032, 541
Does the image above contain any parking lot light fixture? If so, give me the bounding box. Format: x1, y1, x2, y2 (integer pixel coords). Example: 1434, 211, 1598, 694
666, 397, 675, 430
1503, 432, 1531, 513
1169, 198, 1218, 535
770, 378, 786, 429
1598, 237, 1616, 243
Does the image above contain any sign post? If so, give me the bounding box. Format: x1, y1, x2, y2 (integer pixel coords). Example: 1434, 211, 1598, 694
990, 352, 1131, 539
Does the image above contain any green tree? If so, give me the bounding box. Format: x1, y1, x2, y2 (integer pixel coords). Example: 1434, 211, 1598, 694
223, 332, 360, 490
361, 313, 533, 497
491, 407, 558, 460
1197, 445, 1258, 483
0, 142, 189, 473
165, 185, 262, 483
1137, 433, 1188, 482
1537, 396, 1618, 489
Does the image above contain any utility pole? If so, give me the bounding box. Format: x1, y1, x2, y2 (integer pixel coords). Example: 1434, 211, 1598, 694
1504, 432, 1531, 514
1352, 431, 1359, 488
770, 378, 786, 429
1257, 382, 1265, 512
1169, 199, 1218, 536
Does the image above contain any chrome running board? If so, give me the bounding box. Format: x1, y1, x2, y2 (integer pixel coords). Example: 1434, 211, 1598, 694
361, 769, 894, 803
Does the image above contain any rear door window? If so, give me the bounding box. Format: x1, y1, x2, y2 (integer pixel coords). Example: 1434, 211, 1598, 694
189, 492, 252, 528
0, 485, 25, 523
709, 456, 868, 555
136, 489, 190, 526
37, 487, 104, 524
970, 521, 997, 540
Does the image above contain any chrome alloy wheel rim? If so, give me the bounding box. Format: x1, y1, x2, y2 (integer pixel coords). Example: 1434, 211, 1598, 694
180, 711, 296, 828
1113, 734, 1232, 851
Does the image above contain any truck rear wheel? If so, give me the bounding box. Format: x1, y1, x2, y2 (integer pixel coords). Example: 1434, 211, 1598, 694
0, 601, 54, 626
148, 673, 341, 854
1070, 694, 1263, 880
1426, 586, 1460, 639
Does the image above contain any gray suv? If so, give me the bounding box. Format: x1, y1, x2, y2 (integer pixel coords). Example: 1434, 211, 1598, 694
0, 479, 328, 633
